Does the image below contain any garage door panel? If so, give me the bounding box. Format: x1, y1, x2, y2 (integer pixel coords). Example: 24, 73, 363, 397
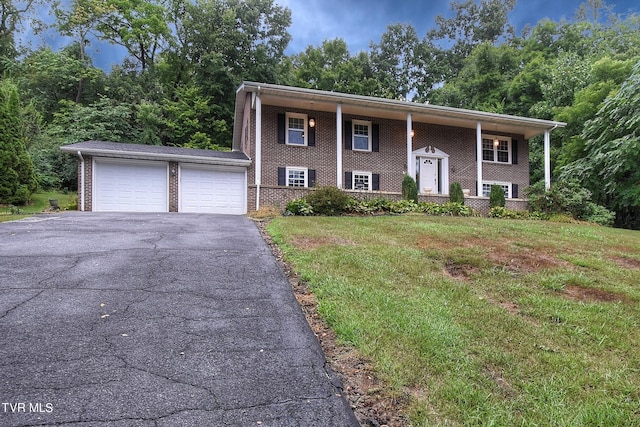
94, 160, 168, 212
180, 167, 246, 214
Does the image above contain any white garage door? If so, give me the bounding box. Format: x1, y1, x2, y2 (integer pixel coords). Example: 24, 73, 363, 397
180, 165, 246, 214
94, 159, 168, 212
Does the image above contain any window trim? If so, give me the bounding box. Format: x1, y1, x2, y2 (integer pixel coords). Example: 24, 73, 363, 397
286, 113, 308, 146
352, 120, 372, 152
482, 181, 511, 198
482, 134, 512, 164
285, 166, 308, 187
352, 170, 372, 191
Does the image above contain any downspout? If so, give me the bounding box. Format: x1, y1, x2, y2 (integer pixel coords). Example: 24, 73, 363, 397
77, 151, 85, 212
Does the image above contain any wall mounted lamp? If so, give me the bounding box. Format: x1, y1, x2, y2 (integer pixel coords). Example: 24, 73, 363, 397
410, 129, 415, 138
309, 118, 316, 128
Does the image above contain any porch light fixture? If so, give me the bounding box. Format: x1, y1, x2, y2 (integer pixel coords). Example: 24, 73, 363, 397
309, 118, 315, 128
410, 129, 415, 138
493, 137, 500, 147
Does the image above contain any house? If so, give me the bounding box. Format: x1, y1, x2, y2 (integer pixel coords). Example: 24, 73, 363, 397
234, 82, 565, 213
62, 82, 565, 214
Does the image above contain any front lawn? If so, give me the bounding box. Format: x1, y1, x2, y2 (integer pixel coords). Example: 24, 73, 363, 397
267, 215, 640, 426
0, 191, 77, 222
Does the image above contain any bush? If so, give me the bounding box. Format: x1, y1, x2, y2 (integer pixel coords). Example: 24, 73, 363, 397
305, 187, 351, 216
489, 185, 505, 208
449, 182, 464, 204
402, 175, 419, 203
284, 198, 313, 216
526, 180, 615, 226
389, 199, 418, 214
489, 206, 532, 219
440, 202, 474, 216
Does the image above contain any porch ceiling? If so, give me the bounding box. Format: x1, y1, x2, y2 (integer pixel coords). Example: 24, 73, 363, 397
237, 82, 566, 140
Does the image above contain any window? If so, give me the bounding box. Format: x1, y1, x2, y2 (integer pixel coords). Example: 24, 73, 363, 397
286, 167, 307, 187
353, 120, 371, 151
482, 182, 511, 198
287, 113, 307, 146
353, 171, 372, 191
482, 135, 511, 163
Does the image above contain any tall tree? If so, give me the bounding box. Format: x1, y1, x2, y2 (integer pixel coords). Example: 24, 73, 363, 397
561, 60, 640, 228
0, 79, 37, 204
0, 0, 39, 67
427, 0, 516, 79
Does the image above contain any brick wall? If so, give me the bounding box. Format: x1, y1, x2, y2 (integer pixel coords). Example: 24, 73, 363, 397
251, 105, 530, 209
169, 161, 178, 212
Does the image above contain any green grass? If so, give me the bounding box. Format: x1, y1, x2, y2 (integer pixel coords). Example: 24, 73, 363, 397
267, 215, 640, 426
0, 191, 77, 222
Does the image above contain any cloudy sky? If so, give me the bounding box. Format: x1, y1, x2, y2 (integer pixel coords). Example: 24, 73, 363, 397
28, 0, 639, 70
278, 0, 639, 53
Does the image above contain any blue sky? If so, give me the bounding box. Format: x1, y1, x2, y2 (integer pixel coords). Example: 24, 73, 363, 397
25, 0, 640, 71
278, 0, 639, 54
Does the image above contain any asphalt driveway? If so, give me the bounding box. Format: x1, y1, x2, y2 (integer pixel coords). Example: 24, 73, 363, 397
0, 213, 358, 426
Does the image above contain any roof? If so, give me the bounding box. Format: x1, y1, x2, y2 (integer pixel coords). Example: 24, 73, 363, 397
234, 82, 566, 143
60, 141, 251, 167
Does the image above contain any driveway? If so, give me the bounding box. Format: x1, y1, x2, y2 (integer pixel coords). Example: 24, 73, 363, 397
0, 213, 358, 426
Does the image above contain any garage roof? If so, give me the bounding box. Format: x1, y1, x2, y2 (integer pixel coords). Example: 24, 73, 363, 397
61, 141, 251, 167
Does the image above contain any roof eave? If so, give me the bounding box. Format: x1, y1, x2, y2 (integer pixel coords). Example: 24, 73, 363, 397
60, 146, 251, 167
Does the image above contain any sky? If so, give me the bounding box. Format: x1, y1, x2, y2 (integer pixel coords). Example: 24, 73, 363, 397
25, 0, 640, 71
278, 0, 639, 54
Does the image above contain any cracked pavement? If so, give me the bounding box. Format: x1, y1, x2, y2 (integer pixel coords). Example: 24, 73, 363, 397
0, 213, 359, 426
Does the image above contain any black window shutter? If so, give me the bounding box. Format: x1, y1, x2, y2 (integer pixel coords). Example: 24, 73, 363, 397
372, 124, 380, 152
512, 139, 518, 164
344, 171, 352, 189
344, 121, 352, 150
512, 183, 519, 199
372, 173, 380, 191
278, 167, 286, 186
277, 114, 286, 144
308, 169, 316, 187
308, 119, 316, 146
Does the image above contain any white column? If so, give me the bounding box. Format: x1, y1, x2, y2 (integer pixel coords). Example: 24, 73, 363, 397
476, 121, 483, 197
407, 113, 413, 177
255, 93, 262, 209
544, 129, 551, 190
336, 104, 343, 189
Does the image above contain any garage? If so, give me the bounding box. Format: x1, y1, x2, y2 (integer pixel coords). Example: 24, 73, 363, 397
180, 165, 246, 214
61, 141, 251, 214
93, 159, 168, 212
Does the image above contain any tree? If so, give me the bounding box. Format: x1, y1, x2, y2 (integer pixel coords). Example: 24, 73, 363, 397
561, 60, 640, 228
0, 79, 37, 204
0, 0, 40, 66
427, 0, 516, 79
91, 0, 173, 71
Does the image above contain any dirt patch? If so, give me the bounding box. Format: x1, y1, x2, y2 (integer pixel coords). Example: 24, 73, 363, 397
257, 220, 410, 427
444, 261, 480, 280
609, 256, 640, 270
290, 235, 356, 250
563, 285, 629, 303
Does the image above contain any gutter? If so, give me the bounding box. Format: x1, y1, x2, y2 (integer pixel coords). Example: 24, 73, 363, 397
60, 147, 251, 168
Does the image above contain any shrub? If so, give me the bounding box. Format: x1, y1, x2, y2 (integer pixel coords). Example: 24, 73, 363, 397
284, 198, 313, 216
489, 185, 506, 208
449, 182, 464, 204
489, 206, 533, 219
389, 199, 418, 214
402, 175, 419, 203
304, 186, 351, 216
440, 202, 474, 216
526, 180, 615, 226
417, 202, 442, 215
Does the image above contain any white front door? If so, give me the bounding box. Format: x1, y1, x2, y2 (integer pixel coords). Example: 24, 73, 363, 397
419, 157, 438, 194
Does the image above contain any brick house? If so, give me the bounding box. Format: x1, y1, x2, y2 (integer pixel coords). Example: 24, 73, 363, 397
233, 82, 565, 213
